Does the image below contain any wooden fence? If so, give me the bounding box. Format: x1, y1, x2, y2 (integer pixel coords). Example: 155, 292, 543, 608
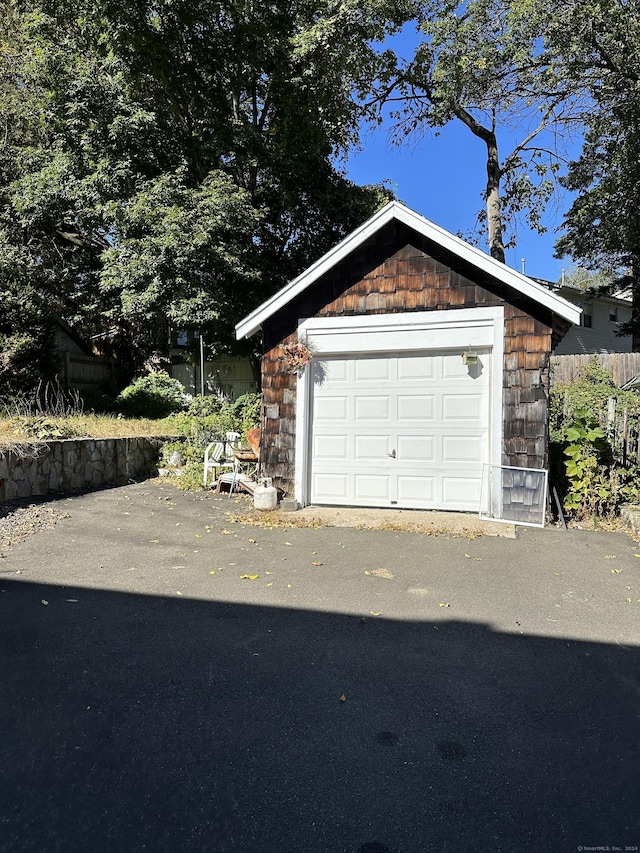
60, 352, 114, 389
550, 352, 640, 387
604, 397, 640, 467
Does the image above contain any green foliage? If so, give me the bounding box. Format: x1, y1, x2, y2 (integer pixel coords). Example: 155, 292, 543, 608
549, 360, 640, 518
161, 391, 261, 489
548, 0, 640, 347
116, 372, 187, 419
550, 358, 640, 438
10, 415, 78, 441
0, 0, 401, 382
228, 393, 262, 437
557, 408, 609, 516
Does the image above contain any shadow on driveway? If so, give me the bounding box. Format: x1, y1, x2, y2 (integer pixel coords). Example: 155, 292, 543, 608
1, 577, 638, 852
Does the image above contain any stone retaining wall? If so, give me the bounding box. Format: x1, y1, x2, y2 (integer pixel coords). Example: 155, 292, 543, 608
0, 437, 167, 502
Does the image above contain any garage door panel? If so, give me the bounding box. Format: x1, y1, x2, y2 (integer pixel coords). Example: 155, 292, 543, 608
354, 474, 390, 501
355, 396, 390, 421
355, 435, 391, 460
313, 473, 349, 500
442, 435, 484, 462
398, 435, 435, 461
314, 435, 348, 460
320, 360, 348, 383
315, 396, 348, 420
442, 353, 488, 380
398, 395, 435, 420
442, 394, 485, 421
397, 356, 435, 381
355, 358, 390, 381
397, 475, 435, 501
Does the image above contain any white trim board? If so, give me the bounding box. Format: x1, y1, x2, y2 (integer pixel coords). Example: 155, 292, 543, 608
236, 201, 581, 340
294, 307, 504, 508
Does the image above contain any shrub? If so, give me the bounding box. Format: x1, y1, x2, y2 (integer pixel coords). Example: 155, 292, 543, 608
549, 359, 640, 519
116, 371, 187, 419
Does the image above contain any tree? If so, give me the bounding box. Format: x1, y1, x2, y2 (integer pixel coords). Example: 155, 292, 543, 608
549, 0, 640, 348
371, 0, 588, 262
1, 0, 403, 389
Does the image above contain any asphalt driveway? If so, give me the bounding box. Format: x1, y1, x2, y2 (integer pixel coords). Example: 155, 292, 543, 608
1, 481, 639, 853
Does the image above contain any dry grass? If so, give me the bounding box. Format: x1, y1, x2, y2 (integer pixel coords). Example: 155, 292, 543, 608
0, 414, 177, 446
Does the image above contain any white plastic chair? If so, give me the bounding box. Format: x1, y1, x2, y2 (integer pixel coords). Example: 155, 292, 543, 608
225, 431, 242, 457
203, 441, 234, 487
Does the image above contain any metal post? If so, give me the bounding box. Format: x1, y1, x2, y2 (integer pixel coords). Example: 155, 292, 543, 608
199, 333, 205, 397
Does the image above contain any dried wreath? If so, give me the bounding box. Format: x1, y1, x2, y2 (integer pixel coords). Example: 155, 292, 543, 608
282, 340, 315, 374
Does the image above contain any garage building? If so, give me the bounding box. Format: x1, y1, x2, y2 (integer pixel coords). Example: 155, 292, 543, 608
236, 201, 580, 513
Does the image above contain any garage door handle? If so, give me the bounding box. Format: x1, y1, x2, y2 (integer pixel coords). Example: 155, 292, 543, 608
388, 449, 396, 458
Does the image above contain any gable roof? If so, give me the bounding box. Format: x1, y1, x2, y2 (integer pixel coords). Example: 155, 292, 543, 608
236, 200, 581, 339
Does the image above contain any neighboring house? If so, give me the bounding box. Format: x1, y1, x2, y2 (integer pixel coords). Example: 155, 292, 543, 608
169, 330, 258, 399
236, 201, 579, 513
536, 281, 632, 355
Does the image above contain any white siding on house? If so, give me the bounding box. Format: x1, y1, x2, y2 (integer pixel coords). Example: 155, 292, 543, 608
553, 296, 632, 355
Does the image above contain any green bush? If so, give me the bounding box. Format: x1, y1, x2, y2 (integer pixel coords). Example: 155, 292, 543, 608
549, 359, 640, 519
116, 371, 187, 419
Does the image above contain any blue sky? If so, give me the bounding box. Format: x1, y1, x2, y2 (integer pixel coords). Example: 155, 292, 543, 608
343, 27, 582, 284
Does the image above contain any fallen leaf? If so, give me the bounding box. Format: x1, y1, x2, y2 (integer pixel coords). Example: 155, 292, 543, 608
266, 582, 273, 587
284, 542, 292, 546
611, 568, 623, 574
464, 554, 471, 559
240, 574, 259, 580
604, 554, 616, 559
340, 694, 346, 702
438, 602, 450, 608
66, 599, 78, 603
626, 597, 632, 603
176, 591, 183, 596
369, 611, 381, 617
248, 538, 257, 544
311, 560, 323, 566
287, 584, 292, 588
41, 599, 48, 605
195, 534, 203, 539
209, 571, 216, 575
149, 539, 159, 544
364, 571, 372, 576
221, 529, 233, 535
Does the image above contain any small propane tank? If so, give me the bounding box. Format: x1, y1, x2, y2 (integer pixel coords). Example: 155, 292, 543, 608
254, 477, 278, 511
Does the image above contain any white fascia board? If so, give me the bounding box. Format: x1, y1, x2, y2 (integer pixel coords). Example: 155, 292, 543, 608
235, 200, 581, 339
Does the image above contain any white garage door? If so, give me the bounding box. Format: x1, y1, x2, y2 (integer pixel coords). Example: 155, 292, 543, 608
309, 350, 491, 511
